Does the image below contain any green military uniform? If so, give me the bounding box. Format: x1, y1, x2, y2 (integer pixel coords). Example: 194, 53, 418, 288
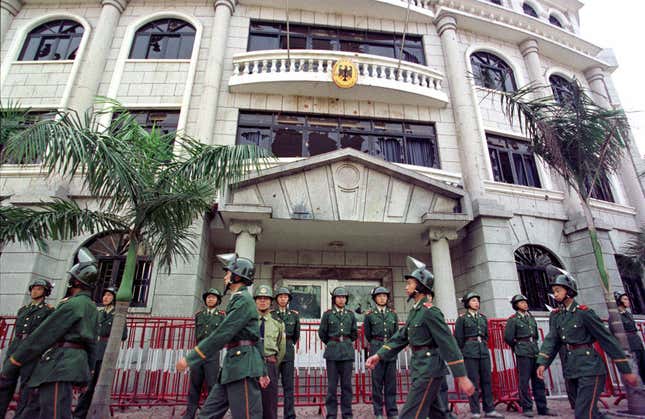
364, 305, 398, 418
2, 290, 99, 419
318, 293, 358, 419
619, 308, 645, 382
270, 303, 300, 419
377, 296, 467, 419
537, 300, 632, 418
0, 300, 54, 417
504, 306, 548, 415
259, 311, 285, 419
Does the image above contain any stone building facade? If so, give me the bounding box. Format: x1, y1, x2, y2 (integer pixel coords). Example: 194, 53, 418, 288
1, 0, 643, 322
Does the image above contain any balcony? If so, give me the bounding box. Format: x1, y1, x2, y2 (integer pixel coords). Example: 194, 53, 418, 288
229, 50, 448, 107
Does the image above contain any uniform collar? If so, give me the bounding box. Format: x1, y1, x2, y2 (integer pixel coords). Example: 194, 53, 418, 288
413, 296, 428, 310
206, 307, 217, 314
104, 305, 115, 313
565, 300, 577, 312
333, 306, 345, 314
468, 309, 479, 317
516, 310, 528, 318
376, 305, 387, 314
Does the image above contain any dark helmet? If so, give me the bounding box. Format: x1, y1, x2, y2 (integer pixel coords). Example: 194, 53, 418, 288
254, 284, 274, 299
275, 286, 292, 301
462, 291, 480, 308
331, 286, 349, 303
510, 294, 528, 309
68, 247, 98, 289
371, 286, 390, 302
28, 278, 53, 297
202, 287, 222, 305
547, 265, 578, 297
217, 253, 255, 283
404, 256, 434, 295
103, 287, 118, 300
614, 291, 628, 306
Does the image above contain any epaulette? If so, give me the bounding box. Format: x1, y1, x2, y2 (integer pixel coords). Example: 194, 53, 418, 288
325, 309, 332, 313
578, 304, 588, 311
423, 302, 433, 308
509, 314, 516, 319
195, 310, 203, 316
219, 310, 226, 315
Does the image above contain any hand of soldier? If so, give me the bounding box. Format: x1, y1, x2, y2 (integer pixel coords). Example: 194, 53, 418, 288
457, 376, 475, 396
622, 373, 639, 387
176, 357, 188, 373
365, 354, 380, 370
259, 375, 270, 389
536, 365, 546, 380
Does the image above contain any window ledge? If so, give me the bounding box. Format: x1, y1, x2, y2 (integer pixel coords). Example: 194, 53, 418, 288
11, 60, 74, 65
124, 59, 191, 64
589, 198, 636, 215
0, 164, 45, 176
483, 180, 565, 201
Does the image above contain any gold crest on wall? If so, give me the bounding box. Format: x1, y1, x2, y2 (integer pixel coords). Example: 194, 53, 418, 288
332, 59, 358, 89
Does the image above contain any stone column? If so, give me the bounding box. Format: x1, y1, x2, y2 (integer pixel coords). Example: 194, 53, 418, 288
584, 66, 645, 225
197, 0, 236, 144
0, 0, 22, 47
229, 220, 262, 262
435, 13, 486, 199
519, 39, 544, 87
429, 228, 459, 320
67, 0, 128, 112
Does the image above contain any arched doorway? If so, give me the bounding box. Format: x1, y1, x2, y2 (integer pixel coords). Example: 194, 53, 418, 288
514, 244, 563, 311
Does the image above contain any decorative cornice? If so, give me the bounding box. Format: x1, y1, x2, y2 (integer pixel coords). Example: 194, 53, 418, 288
435, 13, 457, 37
519, 38, 539, 57
214, 0, 236, 14
101, 0, 128, 13
0, 0, 23, 16
229, 220, 263, 236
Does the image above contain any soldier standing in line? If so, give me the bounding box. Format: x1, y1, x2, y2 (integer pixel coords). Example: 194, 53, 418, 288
318, 286, 358, 419
454, 292, 503, 419
0, 247, 99, 419
366, 257, 475, 419
536, 268, 638, 418
175, 253, 268, 419
615, 291, 645, 383
74, 286, 128, 419
363, 286, 398, 419
0, 279, 54, 418
270, 287, 300, 419
503, 295, 555, 417
179, 288, 225, 419
254, 285, 286, 419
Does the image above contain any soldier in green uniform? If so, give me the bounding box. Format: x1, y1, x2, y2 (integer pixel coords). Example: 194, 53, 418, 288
181, 288, 226, 419
536, 267, 638, 418
615, 291, 645, 383
0, 279, 55, 418
0, 247, 99, 419
270, 287, 300, 419
366, 256, 475, 419
255, 285, 286, 419
363, 286, 398, 419
503, 295, 554, 417
318, 286, 358, 419
175, 253, 268, 419
74, 286, 128, 419
454, 292, 503, 419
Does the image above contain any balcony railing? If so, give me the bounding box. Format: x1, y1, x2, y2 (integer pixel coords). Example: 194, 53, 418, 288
229, 50, 448, 107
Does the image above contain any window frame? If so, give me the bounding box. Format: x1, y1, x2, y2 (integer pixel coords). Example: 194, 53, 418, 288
470, 51, 517, 93
129, 18, 196, 60
18, 19, 84, 61
487, 133, 542, 188
522, 3, 539, 18
549, 74, 575, 105
514, 245, 563, 312
549, 15, 563, 28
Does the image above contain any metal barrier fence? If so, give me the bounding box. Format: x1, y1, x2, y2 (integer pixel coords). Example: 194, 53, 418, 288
1, 315, 643, 415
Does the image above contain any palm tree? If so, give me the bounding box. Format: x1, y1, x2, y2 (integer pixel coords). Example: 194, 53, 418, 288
497, 80, 645, 413
0, 100, 272, 418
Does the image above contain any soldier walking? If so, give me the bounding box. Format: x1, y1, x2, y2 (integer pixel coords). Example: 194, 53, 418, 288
0, 247, 99, 419
366, 257, 475, 419
0, 279, 54, 418
363, 286, 398, 419
536, 267, 638, 418
318, 286, 358, 419
615, 291, 645, 383
74, 286, 128, 419
255, 285, 286, 419
180, 288, 225, 419
175, 253, 268, 419
455, 292, 503, 419
270, 287, 300, 419
503, 295, 555, 417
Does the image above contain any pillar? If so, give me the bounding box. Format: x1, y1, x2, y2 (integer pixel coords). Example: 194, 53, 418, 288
435, 13, 487, 199
584, 66, 645, 226
0, 0, 22, 47
197, 0, 236, 144
429, 228, 459, 320
519, 39, 544, 87
229, 220, 262, 262
67, 0, 128, 112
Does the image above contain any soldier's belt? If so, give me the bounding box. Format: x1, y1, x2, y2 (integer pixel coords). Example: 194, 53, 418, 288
566, 343, 593, 351
411, 345, 437, 353
515, 336, 535, 342
329, 336, 351, 342
466, 336, 484, 342
54, 341, 87, 350
224, 339, 257, 349
264, 355, 278, 364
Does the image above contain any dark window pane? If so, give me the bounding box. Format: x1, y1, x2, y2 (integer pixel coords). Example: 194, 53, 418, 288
470, 51, 516, 92
375, 136, 402, 162
487, 134, 541, 187
513, 153, 528, 186
406, 138, 437, 168
341, 133, 371, 153
499, 151, 514, 183
129, 18, 195, 59
307, 131, 338, 156
280, 35, 307, 49
248, 34, 278, 51
127, 109, 180, 135
549, 15, 563, 27
19, 20, 84, 61
524, 155, 541, 188
312, 38, 336, 50
238, 127, 272, 150
365, 43, 395, 59
523, 3, 538, 17
273, 128, 303, 157
616, 254, 645, 315
550, 74, 575, 105
515, 245, 563, 311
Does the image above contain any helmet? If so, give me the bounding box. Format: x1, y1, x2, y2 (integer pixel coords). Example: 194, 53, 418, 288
29, 278, 53, 297
254, 284, 274, 299
275, 286, 292, 301
510, 294, 528, 310
331, 286, 349, 304
103, 287, 118, 300
68, 247, 98, 289
462, 291, 480, 308
547, 265, 578, 297
202, 287, 222, 305
614, 291, 628, 306
217, 253, 255, 283
404, 256, 434, 295
371, 286, 390, 302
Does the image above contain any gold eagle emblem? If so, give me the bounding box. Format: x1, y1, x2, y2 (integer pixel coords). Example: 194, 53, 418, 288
332, 59, 358, 89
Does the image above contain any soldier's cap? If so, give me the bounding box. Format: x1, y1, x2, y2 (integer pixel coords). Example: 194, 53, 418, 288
103, 287, 118, 298
254, 284, 274, 299
510, 294, 528, 306
29, 278, 54, 296
614, 291, 628, 304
